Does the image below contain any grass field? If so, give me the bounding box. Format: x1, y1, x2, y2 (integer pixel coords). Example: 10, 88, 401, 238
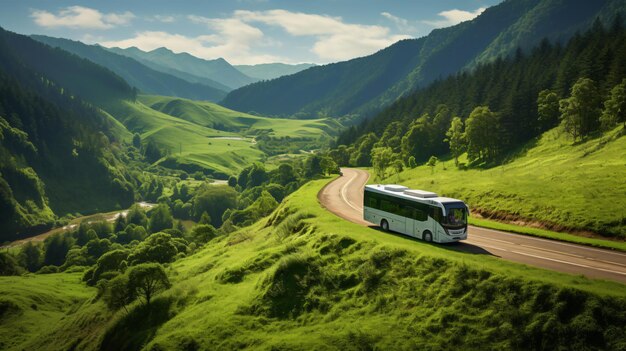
139, 95, 340, 139
376, 126, 626, 240
102, 97, 337, 176
4, 177, 626, 350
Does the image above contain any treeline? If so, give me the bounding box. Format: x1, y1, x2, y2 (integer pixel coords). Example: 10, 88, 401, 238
335, 17, 626, 167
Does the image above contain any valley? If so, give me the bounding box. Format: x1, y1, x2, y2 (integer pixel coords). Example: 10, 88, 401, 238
1, 1, 625, 350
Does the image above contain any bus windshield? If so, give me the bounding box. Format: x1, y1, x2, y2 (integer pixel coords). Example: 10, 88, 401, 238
443, 203, 467, 229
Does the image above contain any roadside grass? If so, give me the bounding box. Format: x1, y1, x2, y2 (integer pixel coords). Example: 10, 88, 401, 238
376, 126, 626, 242
5, 178, 626, 350
469, 217, 626, 252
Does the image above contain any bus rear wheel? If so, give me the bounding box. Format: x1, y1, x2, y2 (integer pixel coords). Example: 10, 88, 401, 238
380, 219, 389, 232
423, 231, 433, 242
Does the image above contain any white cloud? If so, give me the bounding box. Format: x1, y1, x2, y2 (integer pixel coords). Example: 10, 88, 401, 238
99, 8, 411, 64
31, 6, 134, 29
100, 29, 284, 65
423, 7, 486, 28
381, 12, 417, 33
234, 9, 410, 61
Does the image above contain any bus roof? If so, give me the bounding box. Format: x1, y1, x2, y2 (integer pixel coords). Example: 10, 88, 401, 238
364, 184, 466, 206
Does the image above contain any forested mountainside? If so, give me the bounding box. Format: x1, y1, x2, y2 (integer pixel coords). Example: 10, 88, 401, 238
31, 36, 227, 102
108, 46, 256, 90
337, 18, 626, 166
221, 0, 626, 122
0, 28, 137, 242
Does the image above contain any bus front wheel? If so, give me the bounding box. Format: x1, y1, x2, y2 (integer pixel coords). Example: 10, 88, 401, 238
380, 219, 389, 232
423, 231, 433, 242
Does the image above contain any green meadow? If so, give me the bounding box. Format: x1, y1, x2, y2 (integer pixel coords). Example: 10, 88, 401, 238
377, 126, 626, 242
2, 178, 626, 350
103, 97, 338, 176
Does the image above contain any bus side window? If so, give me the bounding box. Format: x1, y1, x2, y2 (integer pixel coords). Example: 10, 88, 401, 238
432, 207, 442, 222
415, 209, 427, 222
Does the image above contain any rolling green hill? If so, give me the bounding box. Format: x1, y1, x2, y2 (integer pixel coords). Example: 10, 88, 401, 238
31, 36, 227, 102
101, 96, 339, 177
2, 178, 626, 350
222, 0, 626, 121
138, 95, 341, 139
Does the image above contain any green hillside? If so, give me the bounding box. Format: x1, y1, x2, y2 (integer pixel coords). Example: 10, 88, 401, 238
32, 36, 227, 102
139, 95, 341, 139
102, 96, 338, 177
2, 179, 626, 350
0, 28, 136, 241
222, 0, 626, 121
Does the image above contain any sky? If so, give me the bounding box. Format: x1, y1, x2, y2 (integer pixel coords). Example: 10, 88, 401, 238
0, 0, 503, 65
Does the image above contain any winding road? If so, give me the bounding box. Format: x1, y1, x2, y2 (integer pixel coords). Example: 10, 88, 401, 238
318, 168, 626, 284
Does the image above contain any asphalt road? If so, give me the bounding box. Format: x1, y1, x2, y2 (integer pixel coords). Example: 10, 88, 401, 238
318, 168, 626, 284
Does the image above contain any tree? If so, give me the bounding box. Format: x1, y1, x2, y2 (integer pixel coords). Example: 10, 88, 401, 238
198, 211, 211, 225
407, 156, 417, 168
128, 232, 178, 265
192, 185, 238, 226
600, 78, 626, 129
0, 252, 22, 276
371, 147, 394, 180
148, 204, 173, 233
103, 274, 134, 311
189, 224, 217, 244
227, 176, 237, 187
113, 214, 126, 233
320, 156, 338, 176
44, 233, 74, 266
276, 163, 297, 185
132, 133, 141, 149
537, 90, 560, 131
444, 117, 465, 166
392, 158, 404, 179
19, 242, 43, 272
127, 263, 171, 305
464, 106, 501, 163
126, 204, 148, 228
559, 77, 601, 140
427, 156, 438, 174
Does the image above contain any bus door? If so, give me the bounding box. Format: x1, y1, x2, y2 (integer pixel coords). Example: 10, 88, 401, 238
412, 207, 429, 239
400, 206, 416, 238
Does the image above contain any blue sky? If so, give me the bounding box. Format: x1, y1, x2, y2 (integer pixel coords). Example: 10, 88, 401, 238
0, 0, 503, 65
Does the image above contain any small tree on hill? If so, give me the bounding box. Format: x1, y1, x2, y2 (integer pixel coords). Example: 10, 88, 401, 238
444, 116, 465, 166
407, 156, 417, 168
371, 147, 394, 180
464, 106, 500, 163
601, 78, 626, 129
537, 89, 560, 131
559, 77, 601, 140
127, 263, 171, 305
103, 274, 135, 312
427, 156, 438, 174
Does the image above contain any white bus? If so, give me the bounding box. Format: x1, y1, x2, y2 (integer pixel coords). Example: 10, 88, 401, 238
363, 184, 468, 243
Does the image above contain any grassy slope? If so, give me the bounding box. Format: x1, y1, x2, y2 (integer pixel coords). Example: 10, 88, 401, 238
380, 126, 626, 243
103, 96, 337, 176
139, 95, 341, 139
105, 100, 265, 175
0, 273, 95, 350
6, 178, 626, 350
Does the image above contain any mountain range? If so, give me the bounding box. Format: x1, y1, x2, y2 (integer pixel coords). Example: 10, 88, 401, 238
221, 0, 626, 122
